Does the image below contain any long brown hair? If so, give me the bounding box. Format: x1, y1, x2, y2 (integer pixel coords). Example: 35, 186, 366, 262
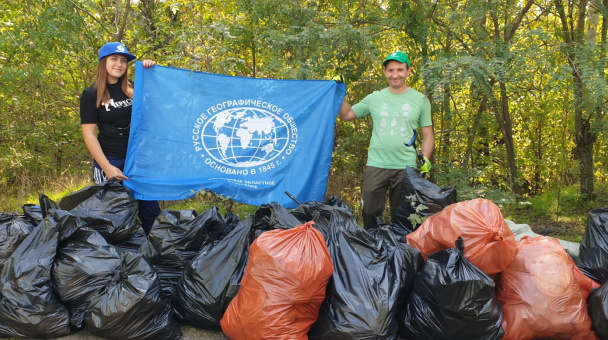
94, 56, 134, 108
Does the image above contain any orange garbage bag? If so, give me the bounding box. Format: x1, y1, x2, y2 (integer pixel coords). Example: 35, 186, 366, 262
220, 222, 333, 340
406, 198, 517, 274
497, 236, 600, 340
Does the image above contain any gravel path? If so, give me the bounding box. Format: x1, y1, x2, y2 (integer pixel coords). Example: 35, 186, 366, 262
6, 327, 229, 340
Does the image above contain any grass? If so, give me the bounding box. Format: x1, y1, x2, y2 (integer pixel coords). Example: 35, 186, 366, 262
2, 171, 607, 244
500, 184, 608, 242
1, 171, 93, 213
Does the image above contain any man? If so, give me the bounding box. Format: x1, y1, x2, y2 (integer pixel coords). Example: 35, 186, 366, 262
338, 51, 434, 228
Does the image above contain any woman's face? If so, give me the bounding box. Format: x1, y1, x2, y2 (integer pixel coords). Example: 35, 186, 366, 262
106, 54, 128, 83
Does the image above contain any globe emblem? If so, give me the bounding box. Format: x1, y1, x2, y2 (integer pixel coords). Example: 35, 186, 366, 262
201, 107, 290, 167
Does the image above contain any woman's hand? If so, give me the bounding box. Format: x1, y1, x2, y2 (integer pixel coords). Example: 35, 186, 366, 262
143, 59, 156, 68
103, 164, 130, 182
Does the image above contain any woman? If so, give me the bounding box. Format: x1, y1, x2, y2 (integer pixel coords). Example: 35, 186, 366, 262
80, 41, 160, 234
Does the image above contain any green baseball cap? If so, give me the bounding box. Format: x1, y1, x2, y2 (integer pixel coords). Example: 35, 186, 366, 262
383, 51, 410, 67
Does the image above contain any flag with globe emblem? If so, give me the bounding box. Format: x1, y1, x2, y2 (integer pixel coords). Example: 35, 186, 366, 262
209, 107, 285, 167
123, 61, 346, 208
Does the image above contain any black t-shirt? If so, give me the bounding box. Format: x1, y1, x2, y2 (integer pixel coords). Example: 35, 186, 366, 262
80, 82, 133, 158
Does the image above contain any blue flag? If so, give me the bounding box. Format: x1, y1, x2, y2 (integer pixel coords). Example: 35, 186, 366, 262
123, 61, 346, 208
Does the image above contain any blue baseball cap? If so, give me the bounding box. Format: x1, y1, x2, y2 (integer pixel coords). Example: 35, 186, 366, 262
383, 51, 410, 67
98, 42, 136, 61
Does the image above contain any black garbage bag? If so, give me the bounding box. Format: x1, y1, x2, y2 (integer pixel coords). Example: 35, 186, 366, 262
391, 166, 457, 235
578, 208, 608, 284
291, 201, 333, 238
139, 207, 236, 296
254, 202, 301, 230
0, 209, 79, 338
368, 226, 424, 310
115, 226, 148, 254
57, 179, 140, 244
172, 206, 285, 331
21, 204, 43, 226
52, 227, 122, 329
0, 212, 35, 271
308, 209, 422, 340
39, 193, 60, 217
588, 281, 608, 339
399, 237, 504, 340
171, 216, 254, 330
325, 195, 354, 213
84, 251, 181, 340
291, 196, 354, 239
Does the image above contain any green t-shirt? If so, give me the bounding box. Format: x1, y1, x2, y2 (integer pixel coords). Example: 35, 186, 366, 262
352, 88, 432, 169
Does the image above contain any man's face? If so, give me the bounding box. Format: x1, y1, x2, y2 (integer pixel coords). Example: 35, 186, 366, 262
384, 60, 411, 89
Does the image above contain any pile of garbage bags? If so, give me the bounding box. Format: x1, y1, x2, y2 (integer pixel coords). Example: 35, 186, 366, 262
0, 186, 181, 340
1, 170, 607, 339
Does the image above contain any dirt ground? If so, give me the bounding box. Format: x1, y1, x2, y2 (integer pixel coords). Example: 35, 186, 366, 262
6, 326, 228, 340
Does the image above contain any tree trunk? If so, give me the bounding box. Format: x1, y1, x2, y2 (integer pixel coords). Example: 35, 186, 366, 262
573, 68, 597, 197
39, 79, 55, 163
463, 95, 486, 169
556, 0, 598, 199
439, 84, 451, 161
577, 129, 595, 198
116, 0, 131, 42
533, 107, 544, 192
484, 0, 534, 195
496, 81, 520, 194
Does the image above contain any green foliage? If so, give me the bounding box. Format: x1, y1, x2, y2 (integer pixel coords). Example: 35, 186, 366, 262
433, 163, 517, 204
0, 0, 95, 204
405, 194, 428, 228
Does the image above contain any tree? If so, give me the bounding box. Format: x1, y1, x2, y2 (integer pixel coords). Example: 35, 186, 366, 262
554, 0, 608, 198
409, 0, 537, 194
0, 0, 92, 191
1, 0, 607, 210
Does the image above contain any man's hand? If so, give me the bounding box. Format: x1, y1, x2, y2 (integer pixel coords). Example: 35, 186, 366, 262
419, 156, 431, 174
